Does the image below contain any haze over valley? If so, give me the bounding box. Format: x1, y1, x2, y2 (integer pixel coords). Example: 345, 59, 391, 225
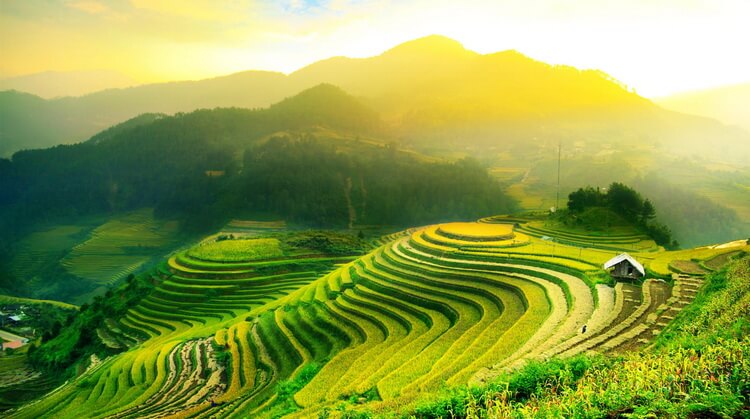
1, 1, 749, 418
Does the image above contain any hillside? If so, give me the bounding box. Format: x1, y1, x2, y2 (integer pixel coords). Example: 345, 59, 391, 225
0, 84, 516, 303
658, 82, 750, 132
8, 216, 748, 417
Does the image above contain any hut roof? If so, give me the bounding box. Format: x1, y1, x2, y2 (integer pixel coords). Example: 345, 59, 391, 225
603, 253, 645, 276
2, 340, 24, 350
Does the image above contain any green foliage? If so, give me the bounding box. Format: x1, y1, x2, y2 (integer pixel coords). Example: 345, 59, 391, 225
567, 186, 606, 212
605, 182, 644, 222
567, 182, 643, 223
558, 207, 626, 231
411, 355, 602, 417
505, 355, 596, 401
646, 222, 679, 250
212, 341, 231, 372
266, 363, 322, 418
641, 198, 656, 224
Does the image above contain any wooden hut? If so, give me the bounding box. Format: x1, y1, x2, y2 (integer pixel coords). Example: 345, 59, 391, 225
603, 253, 645, 280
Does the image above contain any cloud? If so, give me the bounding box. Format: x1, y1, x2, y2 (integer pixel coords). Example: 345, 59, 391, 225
66, 0, 108, 14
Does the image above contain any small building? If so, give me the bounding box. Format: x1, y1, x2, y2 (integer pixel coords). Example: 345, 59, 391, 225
604, 253, 645, 280
2, 340, 24, 350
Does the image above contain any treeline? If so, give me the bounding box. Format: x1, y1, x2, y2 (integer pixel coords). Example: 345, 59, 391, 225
567, 182, 678, 248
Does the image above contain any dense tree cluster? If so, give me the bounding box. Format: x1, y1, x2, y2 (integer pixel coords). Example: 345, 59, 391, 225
567, 183, 677, 248
155, 137, 516, 231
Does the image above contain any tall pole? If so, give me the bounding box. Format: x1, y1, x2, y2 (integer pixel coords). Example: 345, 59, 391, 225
556, 142, 561, 211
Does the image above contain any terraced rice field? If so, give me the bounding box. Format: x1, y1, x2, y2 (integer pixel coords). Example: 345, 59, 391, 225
61, 209, 181, 284
10, 225, 89, 281
0, 352, 59, 412
647, 243, 749, 277
511, 219, 658, 252
9, 219, 720, 418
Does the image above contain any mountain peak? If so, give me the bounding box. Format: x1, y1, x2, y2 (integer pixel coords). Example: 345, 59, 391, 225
382, 35, 475, 58
269, 83, 379, 131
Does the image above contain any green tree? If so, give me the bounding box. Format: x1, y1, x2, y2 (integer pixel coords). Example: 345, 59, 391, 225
640, 198, 656, 225
606, 182, 643, 222
567, 187, 606, 212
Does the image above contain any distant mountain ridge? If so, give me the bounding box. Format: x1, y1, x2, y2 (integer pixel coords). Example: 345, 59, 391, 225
0, 70, 135, 98
657, 82, 750, 132
1, 35, 748, 165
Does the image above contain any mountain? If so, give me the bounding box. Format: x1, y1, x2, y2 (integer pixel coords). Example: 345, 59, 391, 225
0, 70, 135, 98
0, 83, 506, 241
2, 35, 748, 166
291, 35, 651, 121
657, 82, 750, 132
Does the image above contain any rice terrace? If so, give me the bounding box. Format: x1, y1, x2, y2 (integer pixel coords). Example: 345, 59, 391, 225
4, 212, 748, 418
2, 1, 750, 418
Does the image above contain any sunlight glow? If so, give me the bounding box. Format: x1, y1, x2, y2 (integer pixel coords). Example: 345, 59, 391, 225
1, 0, 749, 96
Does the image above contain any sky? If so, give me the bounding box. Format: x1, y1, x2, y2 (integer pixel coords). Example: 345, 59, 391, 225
1, 0, 749, 97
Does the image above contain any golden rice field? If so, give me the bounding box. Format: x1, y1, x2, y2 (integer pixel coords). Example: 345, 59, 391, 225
437, 222, 515, 241
187, 238, 284, 262
8, 217, 746, 418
